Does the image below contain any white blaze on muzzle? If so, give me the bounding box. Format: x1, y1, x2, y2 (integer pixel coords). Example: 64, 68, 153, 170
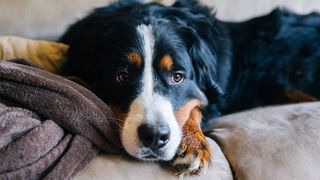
120, 24, 182, 160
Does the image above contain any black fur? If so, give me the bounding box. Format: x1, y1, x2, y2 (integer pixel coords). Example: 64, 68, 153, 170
60, 0, 320, 124
222, 9, 320, 115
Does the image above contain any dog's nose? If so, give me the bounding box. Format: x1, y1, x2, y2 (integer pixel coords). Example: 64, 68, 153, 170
138, 124, 170, 149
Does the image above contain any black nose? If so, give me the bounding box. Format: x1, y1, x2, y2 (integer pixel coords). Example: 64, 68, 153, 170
138, 124, 170, 149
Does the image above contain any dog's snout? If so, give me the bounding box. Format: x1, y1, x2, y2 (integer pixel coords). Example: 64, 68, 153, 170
138, 124, 170, 149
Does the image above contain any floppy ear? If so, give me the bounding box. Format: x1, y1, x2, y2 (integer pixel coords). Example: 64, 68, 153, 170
179, 27, 231, 101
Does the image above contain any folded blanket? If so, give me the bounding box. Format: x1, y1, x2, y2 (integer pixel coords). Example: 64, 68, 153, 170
0, 61, 122, 179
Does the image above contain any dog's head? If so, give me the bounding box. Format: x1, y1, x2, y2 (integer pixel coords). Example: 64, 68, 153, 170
61, 1, 231, 161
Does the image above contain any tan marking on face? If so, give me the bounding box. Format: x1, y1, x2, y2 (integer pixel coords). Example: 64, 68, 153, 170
127, 52, 142, 66
159, 54, 173, 71
175, 99, 202, 127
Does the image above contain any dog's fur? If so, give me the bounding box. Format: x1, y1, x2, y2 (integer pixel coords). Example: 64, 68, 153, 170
60, 0, 320, 176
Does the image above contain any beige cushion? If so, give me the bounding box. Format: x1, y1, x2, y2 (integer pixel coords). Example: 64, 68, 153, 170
201, 0, 320, 21
74, 138, 233, 180
1, 0, 320, 40
0, 0, 113, 40
207, 102, 320, 180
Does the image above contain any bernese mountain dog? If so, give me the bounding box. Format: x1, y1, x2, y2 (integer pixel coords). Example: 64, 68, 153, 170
60, 0, 320, 176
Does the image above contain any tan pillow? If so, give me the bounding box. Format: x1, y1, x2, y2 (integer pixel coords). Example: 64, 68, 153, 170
0, 36, 68, 73
2, 0, 320, 40
74, 138, 233, 180
207, 102, 320, 180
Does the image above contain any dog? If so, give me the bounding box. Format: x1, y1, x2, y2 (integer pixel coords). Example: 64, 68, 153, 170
60, 0, 320, 176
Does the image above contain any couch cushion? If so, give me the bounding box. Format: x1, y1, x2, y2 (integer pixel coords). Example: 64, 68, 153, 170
1, 0, 320, 40
74, 138, 233, 180
206, 102, 320, 180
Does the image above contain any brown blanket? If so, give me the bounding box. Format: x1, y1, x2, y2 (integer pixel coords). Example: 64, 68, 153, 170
0, 61, 122, 179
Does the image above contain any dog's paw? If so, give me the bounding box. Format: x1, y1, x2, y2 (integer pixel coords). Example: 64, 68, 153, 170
171, 108, 212, 176
172, 132, 211, 176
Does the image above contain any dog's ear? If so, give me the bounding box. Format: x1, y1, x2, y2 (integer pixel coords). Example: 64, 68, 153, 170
179, 27, 231, 101
173, 0, 232, 100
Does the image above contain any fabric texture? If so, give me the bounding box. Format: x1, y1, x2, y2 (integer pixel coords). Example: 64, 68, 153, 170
75, 138, 233, 180
206, 102, 320, 180
0, 61, 121, 179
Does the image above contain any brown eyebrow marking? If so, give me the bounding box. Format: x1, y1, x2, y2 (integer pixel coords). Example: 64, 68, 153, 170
159, 54, 173, 71
127, 52, 142, 66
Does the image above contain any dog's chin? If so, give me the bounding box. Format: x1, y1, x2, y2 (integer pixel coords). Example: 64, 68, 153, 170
135, 147, 177, 161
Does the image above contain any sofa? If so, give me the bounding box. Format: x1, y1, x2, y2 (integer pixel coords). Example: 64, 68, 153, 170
1, 0, 320, 179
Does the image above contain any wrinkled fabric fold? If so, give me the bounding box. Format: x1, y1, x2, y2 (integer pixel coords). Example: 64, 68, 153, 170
0, 61, 122, 179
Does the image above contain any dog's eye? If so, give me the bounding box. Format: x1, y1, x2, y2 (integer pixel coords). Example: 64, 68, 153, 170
115, 71, 130, 84
170, 72, 184, 84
